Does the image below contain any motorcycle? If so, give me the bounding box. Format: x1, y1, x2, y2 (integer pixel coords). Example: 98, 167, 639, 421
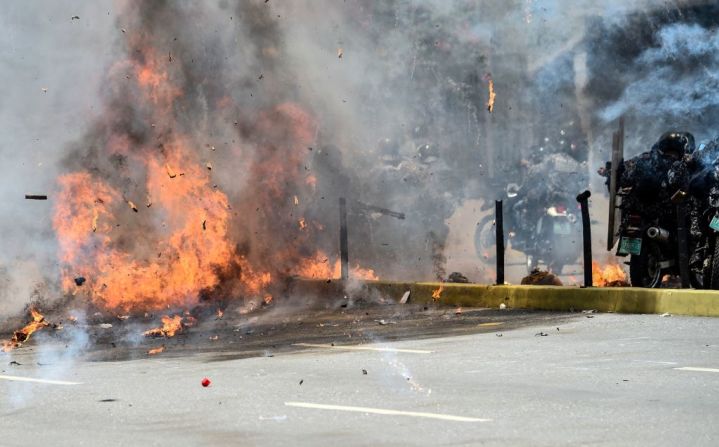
475, 183, 582, 274
606, 131, 719, 288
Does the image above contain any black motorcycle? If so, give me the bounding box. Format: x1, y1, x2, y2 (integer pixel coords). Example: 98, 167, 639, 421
605, 131, 719, 288
475, 183, 582, 274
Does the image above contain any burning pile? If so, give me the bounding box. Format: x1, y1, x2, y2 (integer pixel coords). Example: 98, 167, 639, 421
592, 261, 630, 287
2, 308, 50, 352
143, 315, 184, 338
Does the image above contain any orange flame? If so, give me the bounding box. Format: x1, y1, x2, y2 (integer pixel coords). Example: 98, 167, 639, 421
487, 78, 496, 113
294, 251, 378, 280
2, 308, 49, 352
592, 261, 629, 287
147, 346, 165, 355
143, 315, 184, 338
432, 284, 444, 301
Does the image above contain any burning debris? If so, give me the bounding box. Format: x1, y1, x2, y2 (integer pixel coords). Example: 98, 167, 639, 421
2, 308, 50, 352
592, 262, 629, 287
147, 346, 165, 355
431, 284, 444, 301
143, 315, 184, 338
485, 75, 496, 113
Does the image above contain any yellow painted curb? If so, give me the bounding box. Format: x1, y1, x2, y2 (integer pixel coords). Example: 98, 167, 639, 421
289, 279, 719, 317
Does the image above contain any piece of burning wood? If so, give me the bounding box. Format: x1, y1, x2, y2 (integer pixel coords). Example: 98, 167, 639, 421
25, 194, 48, 200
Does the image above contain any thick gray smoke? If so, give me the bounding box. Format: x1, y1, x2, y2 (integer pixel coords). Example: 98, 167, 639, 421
601, 23, 719, 137
1, 0, 717, 318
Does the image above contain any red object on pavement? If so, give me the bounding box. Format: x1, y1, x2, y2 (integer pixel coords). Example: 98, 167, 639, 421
201, 377, 211, 387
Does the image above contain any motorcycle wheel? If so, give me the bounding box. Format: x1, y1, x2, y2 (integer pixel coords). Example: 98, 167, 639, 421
710, 235, 719, 290
629, 240, 663, 288
474, 214, 504, 262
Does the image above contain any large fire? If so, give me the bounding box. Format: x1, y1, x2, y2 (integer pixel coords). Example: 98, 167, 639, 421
2, 308, 49, 352
50, 18, 377, 314
592, 261, 629, 287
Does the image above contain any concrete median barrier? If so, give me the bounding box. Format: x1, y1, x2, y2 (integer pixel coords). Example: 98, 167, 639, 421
289, 279, 719, 317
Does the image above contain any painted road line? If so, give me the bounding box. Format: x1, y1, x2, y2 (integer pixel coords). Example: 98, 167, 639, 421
478, 322, 503, 327
293, 343, 432, 354
0, 374, 82, 385
674, 367, 719, 373
285, 402, 490, 422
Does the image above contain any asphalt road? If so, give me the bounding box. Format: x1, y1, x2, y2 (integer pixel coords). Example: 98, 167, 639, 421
2, 311, 718, 446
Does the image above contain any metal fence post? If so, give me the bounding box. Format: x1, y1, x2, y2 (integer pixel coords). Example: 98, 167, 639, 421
576, 190, 593, 287
495, 200, 505, 285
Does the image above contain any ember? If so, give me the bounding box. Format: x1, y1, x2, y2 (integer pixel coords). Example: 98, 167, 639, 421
2, 308, 50, 352
147, 346, 165, 355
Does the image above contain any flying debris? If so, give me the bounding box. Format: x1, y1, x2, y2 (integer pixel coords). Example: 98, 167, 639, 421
486, 75, 496, 113
2, 308, 50, 352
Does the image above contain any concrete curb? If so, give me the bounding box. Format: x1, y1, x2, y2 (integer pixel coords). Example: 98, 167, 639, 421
289, 280, 719, 317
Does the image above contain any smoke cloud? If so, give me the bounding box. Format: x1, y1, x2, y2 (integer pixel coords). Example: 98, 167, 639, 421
1, 0, 718, 316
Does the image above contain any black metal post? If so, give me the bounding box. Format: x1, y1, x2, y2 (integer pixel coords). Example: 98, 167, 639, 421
676, 203, 691, 288
576, 190, 593, 287
495, 200, 505, 285
339, 197, 349, 281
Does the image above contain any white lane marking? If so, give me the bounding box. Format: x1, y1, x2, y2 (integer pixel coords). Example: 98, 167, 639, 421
637, 360, 678, 365
293, 343, 432, 354
675, 367, 719, 373
285, 402, 490, 422
0, 374, 82, 385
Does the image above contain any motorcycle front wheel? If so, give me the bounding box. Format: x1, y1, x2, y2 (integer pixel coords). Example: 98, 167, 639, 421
629, 240, 663, 288
474, 214, 505, 262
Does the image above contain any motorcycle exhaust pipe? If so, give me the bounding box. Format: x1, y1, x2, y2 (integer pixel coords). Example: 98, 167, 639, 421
646, 226, 670, 242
